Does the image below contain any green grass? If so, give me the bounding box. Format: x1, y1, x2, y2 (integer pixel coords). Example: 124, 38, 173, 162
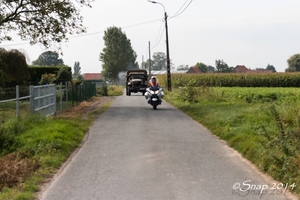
165, 87, 300, 196
0, 101, 30, 122
96, 85, 124, 96
0, 100, 113, 200
107, 85, 124, 96
0, 85, 121, 199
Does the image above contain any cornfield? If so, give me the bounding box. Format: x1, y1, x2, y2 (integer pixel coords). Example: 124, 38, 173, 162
157, 73, 300, 88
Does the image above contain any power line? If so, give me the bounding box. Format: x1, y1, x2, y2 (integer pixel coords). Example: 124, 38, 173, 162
171, 0, 193, 19
171, 0, 189, 19
152, 20, 165, 49
150, 0, 194, 50
0, 18, 163, 46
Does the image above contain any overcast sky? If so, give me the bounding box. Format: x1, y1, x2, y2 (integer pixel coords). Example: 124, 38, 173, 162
1, 0, 300, 73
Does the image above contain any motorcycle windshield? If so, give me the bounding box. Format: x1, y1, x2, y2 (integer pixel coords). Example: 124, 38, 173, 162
149, 86, 160, 91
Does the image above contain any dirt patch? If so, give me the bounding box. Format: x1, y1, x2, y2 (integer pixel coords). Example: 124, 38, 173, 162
58, 96, 115, 118
0, 152, 39, 190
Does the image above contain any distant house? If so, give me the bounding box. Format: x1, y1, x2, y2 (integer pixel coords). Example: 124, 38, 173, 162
233, 65, 273, 73
186, 67, 203, 74
83, 73, 104, 85
233, 65, 248, 73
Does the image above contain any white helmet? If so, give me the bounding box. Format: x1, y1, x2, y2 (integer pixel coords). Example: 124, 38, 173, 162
151, 76, 156, 80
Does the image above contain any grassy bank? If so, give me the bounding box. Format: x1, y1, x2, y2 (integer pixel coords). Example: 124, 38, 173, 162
164, 87, 300, 196
0, 85, 123, 200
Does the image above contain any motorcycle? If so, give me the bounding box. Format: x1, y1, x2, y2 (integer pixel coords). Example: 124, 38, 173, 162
144, 86, 164, 110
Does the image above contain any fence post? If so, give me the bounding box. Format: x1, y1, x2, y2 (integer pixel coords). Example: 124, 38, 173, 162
29, 85, 34, 114
54, 83, 57, 116
16, 85, 20, 119
65, 82, 68, 110
60, 82, 63, 114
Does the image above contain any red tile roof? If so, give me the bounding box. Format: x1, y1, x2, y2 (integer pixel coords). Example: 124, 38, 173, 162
84, 73, 102, 80
233, 65, 248, 73
187, 67, 203, 74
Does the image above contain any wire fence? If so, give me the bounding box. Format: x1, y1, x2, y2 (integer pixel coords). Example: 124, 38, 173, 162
0, 82, 96, 122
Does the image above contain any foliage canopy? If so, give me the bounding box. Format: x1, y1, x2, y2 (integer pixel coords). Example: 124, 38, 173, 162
266, 64, 276, 72
32, 51, 64, 66
195, 62, 208, 73
152, 52, 167, 70
215, 59, 231, 73
100, 26, 138, 83
0, 0, 93, 49
54, 65, 72, 84
286, 54, 300, 72
0, 48, 30, 84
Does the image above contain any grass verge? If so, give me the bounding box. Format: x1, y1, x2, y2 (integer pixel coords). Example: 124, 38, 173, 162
0, 97, 113, 200
164, 87, 300, 196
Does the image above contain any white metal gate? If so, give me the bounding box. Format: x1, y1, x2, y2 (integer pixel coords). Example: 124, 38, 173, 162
30, 84, 56, 117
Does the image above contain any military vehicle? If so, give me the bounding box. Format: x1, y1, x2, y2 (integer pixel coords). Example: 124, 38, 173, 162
126, 69, 148, 96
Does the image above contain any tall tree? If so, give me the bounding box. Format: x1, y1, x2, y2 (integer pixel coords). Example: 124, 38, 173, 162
32, 51, 64, 66
266, 64, 276, 72
207, 65, 215, 73
0, 0, 92, 49
141, 59, 153, 70
195, 62, 208, 73
141, 60, 149, 69
0, 48, 30, 83
215, 59, 231, 73
286, 54, 300, 72
152, 52, 167, 70
177, 65, 189, 71
100, 26, 138, 83
73, 61, 81, 77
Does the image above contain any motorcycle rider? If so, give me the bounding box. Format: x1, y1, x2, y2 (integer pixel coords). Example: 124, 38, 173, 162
146, 76, 164, 104
149, 76, 159, 87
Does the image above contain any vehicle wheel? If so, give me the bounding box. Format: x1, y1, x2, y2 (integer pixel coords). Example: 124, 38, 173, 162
153, 105, 157, 110
128, 91, 131, 96
142, 92, 145, 96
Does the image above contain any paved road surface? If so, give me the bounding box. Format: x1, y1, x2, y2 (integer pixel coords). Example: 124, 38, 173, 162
40, 92, 298, 200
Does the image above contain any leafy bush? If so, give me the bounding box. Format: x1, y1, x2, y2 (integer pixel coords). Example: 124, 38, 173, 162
107, 86, 124, 96
97, 85, 108, 96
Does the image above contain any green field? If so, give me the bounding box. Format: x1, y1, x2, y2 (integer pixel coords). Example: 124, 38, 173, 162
164, 86, 300, 196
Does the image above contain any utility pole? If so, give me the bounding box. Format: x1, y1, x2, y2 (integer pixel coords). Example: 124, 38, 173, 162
164, 11, 171, 91
148, 1, 172, 91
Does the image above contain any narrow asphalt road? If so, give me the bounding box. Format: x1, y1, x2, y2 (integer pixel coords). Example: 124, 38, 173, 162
40, 92, 298, 200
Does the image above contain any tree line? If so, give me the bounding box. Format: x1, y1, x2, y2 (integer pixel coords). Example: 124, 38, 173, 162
0, 49, 80, 86
1, 0, 300, 86
185, 60, 277, 73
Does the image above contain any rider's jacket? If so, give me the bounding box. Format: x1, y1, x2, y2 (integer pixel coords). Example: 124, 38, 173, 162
149, 81, 159, 87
